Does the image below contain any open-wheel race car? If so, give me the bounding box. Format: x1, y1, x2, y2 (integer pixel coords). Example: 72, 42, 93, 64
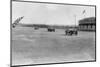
47, 27, 55, 32
65, 28, 78, 35
34, 27, 39, 30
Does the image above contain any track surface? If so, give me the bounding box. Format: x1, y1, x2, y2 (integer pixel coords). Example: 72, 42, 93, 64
12, 27, 95, 65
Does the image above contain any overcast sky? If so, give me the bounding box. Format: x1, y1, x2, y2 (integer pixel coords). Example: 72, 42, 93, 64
12, 1, 95, 25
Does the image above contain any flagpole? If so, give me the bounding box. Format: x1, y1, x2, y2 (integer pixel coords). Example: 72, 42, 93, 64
82, 9, 86, 19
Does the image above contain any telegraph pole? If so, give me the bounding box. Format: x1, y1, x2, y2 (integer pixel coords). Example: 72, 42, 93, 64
74, 14, 76, 27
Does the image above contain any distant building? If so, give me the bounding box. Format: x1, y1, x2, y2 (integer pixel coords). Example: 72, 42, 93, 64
79, 17, 96, 31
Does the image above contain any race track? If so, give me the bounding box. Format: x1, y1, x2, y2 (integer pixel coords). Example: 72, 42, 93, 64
12, 27, 95, 65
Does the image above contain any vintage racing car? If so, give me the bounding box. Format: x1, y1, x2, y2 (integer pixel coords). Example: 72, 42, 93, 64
65, 28, 78, 35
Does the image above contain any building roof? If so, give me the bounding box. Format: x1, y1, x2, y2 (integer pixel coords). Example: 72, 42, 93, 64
79, 17, 96, 24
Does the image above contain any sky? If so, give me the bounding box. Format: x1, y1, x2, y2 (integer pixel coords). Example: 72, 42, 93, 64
12, 1, 95, 26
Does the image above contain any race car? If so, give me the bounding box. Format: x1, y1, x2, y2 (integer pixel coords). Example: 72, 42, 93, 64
65, 28, 78, 35
34, 27, 39, 30
47, 27, 55, 32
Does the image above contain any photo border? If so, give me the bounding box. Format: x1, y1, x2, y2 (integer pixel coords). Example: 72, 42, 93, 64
10, 0, 96, 67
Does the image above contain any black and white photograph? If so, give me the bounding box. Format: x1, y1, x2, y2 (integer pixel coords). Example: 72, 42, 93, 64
11, 0, 96, 66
